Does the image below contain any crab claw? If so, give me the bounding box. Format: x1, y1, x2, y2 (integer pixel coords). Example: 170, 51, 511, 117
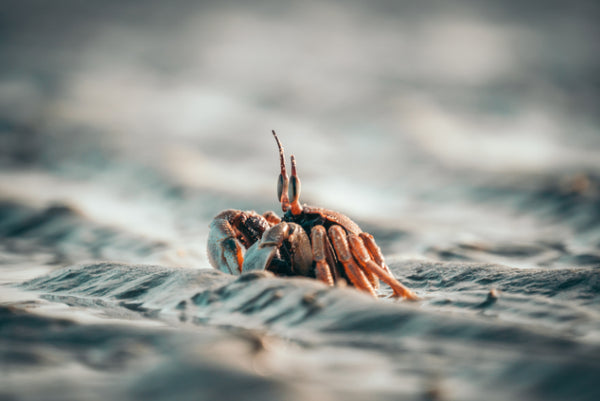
243, 222, 312, 276
207, 210, 246, 274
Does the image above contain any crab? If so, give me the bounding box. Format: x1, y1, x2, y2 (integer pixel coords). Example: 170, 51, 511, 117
207, 131, 417, 299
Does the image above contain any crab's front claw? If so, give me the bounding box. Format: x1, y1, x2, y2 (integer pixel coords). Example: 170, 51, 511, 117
242, 223, 287, 273
242, 241, 275, 273
243, 222, 312, 275
207, 211, 245, 275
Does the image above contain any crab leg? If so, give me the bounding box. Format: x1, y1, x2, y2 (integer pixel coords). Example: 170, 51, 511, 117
348, 234, 378, 290
311, 225, 335, 286
359, 232, 393, 276
326, 235, 345, 283
348, 234, 418, 300
262, 211, 282, 225
329, 225, 377, 297
360, 262, 380, 291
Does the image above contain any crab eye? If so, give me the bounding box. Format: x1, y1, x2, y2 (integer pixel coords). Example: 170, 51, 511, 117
277, 174, 285, 201
289, 175, 300, 203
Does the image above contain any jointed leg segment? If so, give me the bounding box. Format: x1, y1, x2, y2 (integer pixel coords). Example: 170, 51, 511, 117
329, 225, 377, 297
359, 232, 394, 276
349, 234, 418, 300
311, 226, 335, 286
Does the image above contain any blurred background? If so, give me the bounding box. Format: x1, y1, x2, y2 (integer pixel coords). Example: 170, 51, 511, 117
1, 0, 599, 269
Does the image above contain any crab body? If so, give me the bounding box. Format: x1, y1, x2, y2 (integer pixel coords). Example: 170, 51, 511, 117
207, 132, 417, 300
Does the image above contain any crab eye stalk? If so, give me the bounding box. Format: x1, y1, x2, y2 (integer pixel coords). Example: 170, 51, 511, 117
272, 130, 290, 212
289, 155, 303, 215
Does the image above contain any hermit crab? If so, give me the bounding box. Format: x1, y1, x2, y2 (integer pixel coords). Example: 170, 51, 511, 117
207, 131, 417, 299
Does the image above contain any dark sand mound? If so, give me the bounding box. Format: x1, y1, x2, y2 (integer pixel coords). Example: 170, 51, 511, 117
3, 262, 596, 401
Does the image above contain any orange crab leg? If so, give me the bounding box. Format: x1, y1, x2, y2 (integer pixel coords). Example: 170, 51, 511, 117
348, 234, 418, 300
311, 225, 335, 286
323, 228, 344, 283
359, 262, 379, 291
329, 225, 376, 297
352, 234, 379, 290
262, 211, 281, 225
359, 232, 393, 276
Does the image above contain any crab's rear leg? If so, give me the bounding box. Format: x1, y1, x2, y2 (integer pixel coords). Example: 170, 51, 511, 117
329, 225, 377, 297
348, 234, 418, 300
359, 232, 394, 276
